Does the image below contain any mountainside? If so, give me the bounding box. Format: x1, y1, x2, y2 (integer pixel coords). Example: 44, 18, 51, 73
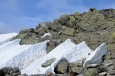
12, 8, 115, 55
1, 8, 115, 76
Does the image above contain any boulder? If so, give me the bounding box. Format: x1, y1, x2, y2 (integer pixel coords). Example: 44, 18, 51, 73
54, 58, 69, 74
1, 67, 12, 73
46, 40, 61, 53
10, 67, 20, 73
62, 26, 76, 36
59, 14, 69, 25
71, 66, 84, 74
84, 68, 99, 76
0, 70, 5, 76
42, 58, 56, 67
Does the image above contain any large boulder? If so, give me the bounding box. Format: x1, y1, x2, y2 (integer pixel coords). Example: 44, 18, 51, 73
46, 40, 61, 53
59, 14, 69, 25
54, 58, 69, 74
62, 26, 76, 36
84, 68, 100, 76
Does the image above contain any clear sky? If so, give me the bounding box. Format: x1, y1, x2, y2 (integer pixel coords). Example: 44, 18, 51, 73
0, 0, 115, 33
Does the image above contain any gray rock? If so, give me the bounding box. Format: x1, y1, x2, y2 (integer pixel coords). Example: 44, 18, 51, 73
54, 58, 69, 74
104, 62, 115, 71
84, 68, 99, 76
71, 67, 84, 74
12, 67, 20, 73
1, 67, 12, 73
0, 70, 5, 76
12, 72, 21, 76
109, 70, 115, 75
42, 58, 56, 67
104, 62, 114, 67
99, 72, 107, 76
46, 40, 60, 53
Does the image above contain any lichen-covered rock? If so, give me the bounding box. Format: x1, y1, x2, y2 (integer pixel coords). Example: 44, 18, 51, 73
54, 58, 69, 74
42, 58, 56, 67
11, 8, 115, 59
69, 62, 84, 74
62, 26, 76, 36
84, 68, 99, 76
73, 12, 81, 19
46, 40, 61, 53
89, 8, 96, 12
59, 14, 69, 25
71, 66, 84, 74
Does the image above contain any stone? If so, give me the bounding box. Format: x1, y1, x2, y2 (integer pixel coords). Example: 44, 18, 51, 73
71, 66, 84, 74
109, 70, 115, 75
54, 58, 69, 74
12, 67, 20, 73
84, 68, 99, 76
99, 72, 107, 76
19, 29, 28, 34
89, 8, 96, 12
0, 70, 5, 76
12, 72, 21, 76
62, 26, 76, 36
46, 40, 60, 53
69, 71, 78, 76
59, 14, 69, 25
104, 62, 115, 72
42, 58, 56, 67
1, 67, 12, 73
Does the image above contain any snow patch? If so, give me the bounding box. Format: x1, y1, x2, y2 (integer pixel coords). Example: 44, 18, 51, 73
83, 43, 109, 67
0, 39, 49, 69
0, 33, 18, 46
41, 33, 52, 38
0, 33, 109, 75
21, 39, 92, 75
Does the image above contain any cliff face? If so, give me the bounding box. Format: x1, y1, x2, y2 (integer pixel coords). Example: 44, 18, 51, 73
12, 8, 115, 55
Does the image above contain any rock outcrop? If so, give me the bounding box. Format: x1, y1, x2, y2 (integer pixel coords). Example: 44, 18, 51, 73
12, 8, 115, 56
10, 8, 115, 76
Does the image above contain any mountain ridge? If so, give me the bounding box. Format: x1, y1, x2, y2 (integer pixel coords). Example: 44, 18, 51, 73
12, 8, 115, 55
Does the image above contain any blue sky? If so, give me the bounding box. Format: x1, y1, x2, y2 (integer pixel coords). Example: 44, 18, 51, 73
0, 0, 115, 33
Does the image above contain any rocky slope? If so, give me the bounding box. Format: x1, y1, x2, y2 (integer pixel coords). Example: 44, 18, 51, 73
12, 8, 115, 55
8, 8, 115, 76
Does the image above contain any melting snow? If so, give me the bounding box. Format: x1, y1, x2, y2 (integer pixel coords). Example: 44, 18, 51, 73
0, 33, 109, 75
41, 32, 52, 38
83, 43, 109, 67
0, 33, 18, 45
